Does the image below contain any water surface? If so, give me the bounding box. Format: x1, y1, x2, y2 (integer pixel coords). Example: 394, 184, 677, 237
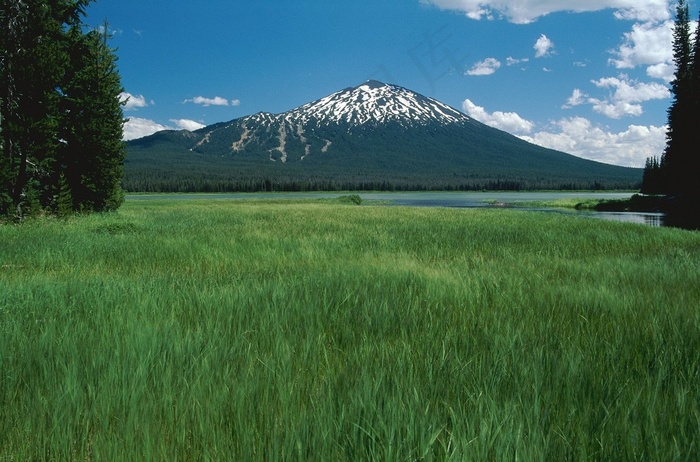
127, 191, 663, 227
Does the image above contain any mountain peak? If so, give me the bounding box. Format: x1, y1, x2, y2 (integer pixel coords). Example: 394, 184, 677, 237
360, 79, 387, 89
287, 80, 469, 128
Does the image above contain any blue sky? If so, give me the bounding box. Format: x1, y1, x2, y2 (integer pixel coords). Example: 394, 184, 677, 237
86, 0, 697, 167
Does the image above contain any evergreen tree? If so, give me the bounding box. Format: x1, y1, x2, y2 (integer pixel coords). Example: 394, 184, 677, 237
641, 156, 664, 194
60, 20, 125, 212
687, 10, 700, 197
659, 0, 694, 196
1, 1, 126, 219
1, 0, 68, 217
0, 0, 25, 215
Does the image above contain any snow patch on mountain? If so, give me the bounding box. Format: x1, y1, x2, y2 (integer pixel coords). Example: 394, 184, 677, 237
193, 132, 212, 150
275, 124, 288, 162
232, 122, 251, 152
287, 80, 469, 128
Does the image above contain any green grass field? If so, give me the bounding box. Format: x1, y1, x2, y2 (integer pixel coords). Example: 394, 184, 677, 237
1, 198, 698, 460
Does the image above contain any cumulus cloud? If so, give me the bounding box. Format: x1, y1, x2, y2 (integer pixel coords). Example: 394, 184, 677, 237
646, 62, 674, 81
461, 99, 666, 166
466, 57, 502, 76
612, 3, 671, 22
184, 96, 238, 107
462, 99, 534, 134
589, 75, 669, 118
170, 119, 206, 131
562, 75, 669, 118
520, 116, 666, 167
593, 75, 669, 103
122, 117, 170, 141
590, 100, 644, 118
420, 0, 671, 24
123, 118, 207, 141
422, 1, 674, 82
119, 92, 150, 111
609, 20, 674, 77
606, 14, 678, 85
534, 34, 554, 58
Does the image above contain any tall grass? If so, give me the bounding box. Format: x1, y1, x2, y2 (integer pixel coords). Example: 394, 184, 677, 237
1, 198, 699, 460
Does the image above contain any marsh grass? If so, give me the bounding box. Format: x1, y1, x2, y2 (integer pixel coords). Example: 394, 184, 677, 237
1, 198, 699, 460
502, 197, 600, 209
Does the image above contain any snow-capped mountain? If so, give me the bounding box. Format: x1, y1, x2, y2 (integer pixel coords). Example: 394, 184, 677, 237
286, 80, 468, 127
126, 81, 642, 191
189, 80, 476, 163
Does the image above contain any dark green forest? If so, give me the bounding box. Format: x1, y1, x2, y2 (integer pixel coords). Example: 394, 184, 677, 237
123, 151, 640, 193
1, 0, 124, 220
125, 118, 642, 193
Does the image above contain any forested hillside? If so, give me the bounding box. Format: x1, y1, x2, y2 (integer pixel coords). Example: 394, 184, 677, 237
125, 82, 642, 192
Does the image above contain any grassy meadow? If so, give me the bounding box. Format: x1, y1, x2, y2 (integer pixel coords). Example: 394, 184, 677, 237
1, 197, 699, 460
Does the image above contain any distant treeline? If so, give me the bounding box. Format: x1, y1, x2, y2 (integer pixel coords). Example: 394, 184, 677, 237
123, 175, 640, 194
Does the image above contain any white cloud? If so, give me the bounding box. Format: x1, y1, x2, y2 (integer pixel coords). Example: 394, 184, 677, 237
646, 62, 674, 81
534, 34, 554, 58
461, 98, 666, 166
520, 116, 666, 167
421, 0, 675, 85
612, 3, 671, 22
593, 75, 669, 102
123, 117, 210, 141
122, 117, 170, 141
466, 57, 501, 76
506, 56, 529, 66
184, 96, 237, 107
170, 119, 206, 131
590, 100, 644, 118
563, 75, 669, 118
563, 89, 588, 108
588, 74, 669, 118
609, 20, 674, 77
421, 0, 671, 24
462, 99, 534, 134
119, 92, 150, 111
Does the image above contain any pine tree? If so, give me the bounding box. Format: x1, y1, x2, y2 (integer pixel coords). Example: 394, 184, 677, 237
660, 0, 694, 196
642, 156, 665, 194
687, 10, 700, 198
0, 0, 25, 216
60, 20, 125, 212
1, 0, 67, 217
55, 172, 73, 217
1, 1, 127, 219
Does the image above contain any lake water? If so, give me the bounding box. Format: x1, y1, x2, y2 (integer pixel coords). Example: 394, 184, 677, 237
357, 192, 665, 227
355, 192, 666, 226
127, 191, 665, 227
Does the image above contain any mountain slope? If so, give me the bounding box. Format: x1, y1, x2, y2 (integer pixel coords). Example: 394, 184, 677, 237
126, 81, 642, 192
